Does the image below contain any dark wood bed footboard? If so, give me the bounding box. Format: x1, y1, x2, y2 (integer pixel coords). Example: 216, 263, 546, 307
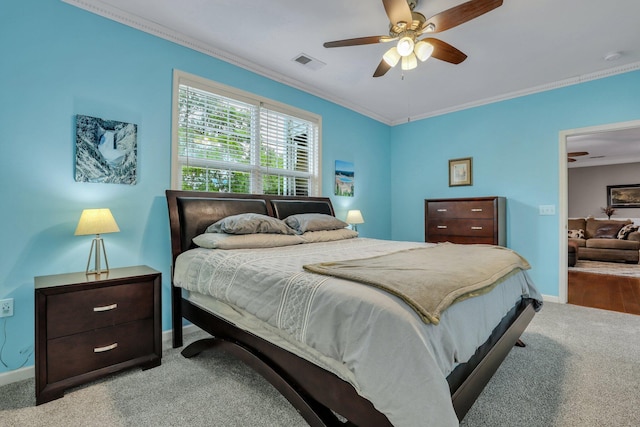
165, 190, 537, 426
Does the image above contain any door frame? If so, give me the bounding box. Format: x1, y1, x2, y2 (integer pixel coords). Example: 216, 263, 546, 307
558, 119, 640, 303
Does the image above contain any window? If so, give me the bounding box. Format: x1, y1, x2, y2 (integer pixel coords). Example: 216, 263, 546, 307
171, 70, 321, 196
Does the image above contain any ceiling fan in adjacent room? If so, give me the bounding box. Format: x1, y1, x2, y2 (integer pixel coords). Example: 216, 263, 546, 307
567, 151, 589, 163
323, 0, 503, 77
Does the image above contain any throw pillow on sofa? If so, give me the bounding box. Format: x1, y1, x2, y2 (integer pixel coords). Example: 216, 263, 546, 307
585, 218, 631, 239
617, 224, 640, 239
568, 229, 584, 239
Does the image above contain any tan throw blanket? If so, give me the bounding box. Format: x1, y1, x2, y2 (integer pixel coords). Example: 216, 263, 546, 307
303, 243, 531, 324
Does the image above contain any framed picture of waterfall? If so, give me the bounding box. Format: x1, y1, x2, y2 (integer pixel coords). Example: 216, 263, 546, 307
75, 114, 138, 185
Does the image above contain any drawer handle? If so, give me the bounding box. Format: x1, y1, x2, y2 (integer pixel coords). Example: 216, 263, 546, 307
93, 303, 118, 312
471, 208, 483, 212
437, 225, 448, 229
94, 343, 118, 353
436, 209, 447, 212
471, 226, 483, 230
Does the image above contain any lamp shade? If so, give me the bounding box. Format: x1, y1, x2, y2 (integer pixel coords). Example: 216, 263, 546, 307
346, 210, 364, 225
74, 209, 120, 236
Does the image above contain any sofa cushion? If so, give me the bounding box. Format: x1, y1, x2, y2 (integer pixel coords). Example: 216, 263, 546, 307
568, 218, 586, 231
617, 223, 639, 239
585, 218, 631, 239
586, 238, 640, 250
568, 238, 586, 247
568, 229, 584, 239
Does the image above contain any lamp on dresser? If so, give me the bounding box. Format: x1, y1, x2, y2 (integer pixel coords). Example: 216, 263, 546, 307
74, 208, 120, 275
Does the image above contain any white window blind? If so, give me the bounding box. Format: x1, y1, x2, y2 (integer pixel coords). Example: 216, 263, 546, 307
172, 71, 321, 196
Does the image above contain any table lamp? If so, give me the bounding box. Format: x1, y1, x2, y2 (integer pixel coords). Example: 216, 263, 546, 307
346, 209, 364, 232
74, 208, 120, 275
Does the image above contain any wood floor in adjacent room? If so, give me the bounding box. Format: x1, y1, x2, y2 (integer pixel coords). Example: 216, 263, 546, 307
568, 271, 640, 315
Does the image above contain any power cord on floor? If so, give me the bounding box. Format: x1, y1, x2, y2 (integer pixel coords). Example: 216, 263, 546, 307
0, 317, 33, 369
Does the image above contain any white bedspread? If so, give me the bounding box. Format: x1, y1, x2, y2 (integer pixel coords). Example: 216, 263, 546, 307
173, 238, 542, 427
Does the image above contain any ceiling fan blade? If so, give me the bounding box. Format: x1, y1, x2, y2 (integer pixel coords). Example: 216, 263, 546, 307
373, 59, 392, 78
324, 35, 390, 48
568, 151, 589, 157
382, 0, 414, 27
423, 0, 503, 33
422, 38, 467, 64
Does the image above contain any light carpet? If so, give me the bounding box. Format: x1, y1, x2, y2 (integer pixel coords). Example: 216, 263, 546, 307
1, 302, 639, 426
569, 259, 640, 277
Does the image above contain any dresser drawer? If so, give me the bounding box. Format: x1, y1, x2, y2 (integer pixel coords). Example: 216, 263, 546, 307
427, 201, 495, 219
427, 219, 494, 237
47, 319, 154, 383
47, 282, 154, 339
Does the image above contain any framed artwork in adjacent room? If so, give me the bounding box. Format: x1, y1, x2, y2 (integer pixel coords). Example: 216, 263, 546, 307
607, 184, 640, 208
449, 157, 472, 187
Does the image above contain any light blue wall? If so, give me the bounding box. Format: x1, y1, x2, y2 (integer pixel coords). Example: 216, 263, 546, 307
390, 70, 640, 296
0, 1, 390, 373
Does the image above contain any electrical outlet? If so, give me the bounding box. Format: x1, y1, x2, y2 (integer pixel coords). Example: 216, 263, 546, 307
0, 298, 14, 317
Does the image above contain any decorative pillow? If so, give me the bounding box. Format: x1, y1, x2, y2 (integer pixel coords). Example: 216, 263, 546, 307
617, 224, 639, 239
299, 228, 359, 243
284, 213, 348, 234
567, 229, 584, 239
594, 222, 626, 239
193, 233, 304, 249
206, 213, 295, 235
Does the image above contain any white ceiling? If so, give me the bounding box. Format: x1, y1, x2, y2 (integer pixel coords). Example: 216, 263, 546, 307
65, 0, 640, 126
567, 125, 640, 169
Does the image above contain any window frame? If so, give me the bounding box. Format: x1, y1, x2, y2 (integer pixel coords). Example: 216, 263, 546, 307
171, 70, 322, 195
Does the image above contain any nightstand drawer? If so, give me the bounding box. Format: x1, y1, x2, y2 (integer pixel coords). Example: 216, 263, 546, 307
47, 282, 154, 339
47, 319, 154, 383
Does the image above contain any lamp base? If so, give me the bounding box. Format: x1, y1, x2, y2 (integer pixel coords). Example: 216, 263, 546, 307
85, 236, 110, 275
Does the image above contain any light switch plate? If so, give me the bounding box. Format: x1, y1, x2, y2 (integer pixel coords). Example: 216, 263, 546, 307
539, 205, 556, 215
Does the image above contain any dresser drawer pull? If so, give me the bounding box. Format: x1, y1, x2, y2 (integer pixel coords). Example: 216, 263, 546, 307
436, 208, 448, 212
471, 226, 483, 230
471, 208, 483, 212
94, 343, 118, 353
93, 303, 118, 312
437, 225, 448, 229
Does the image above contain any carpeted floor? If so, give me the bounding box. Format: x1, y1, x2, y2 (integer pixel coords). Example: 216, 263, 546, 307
569, 259, 640, 277
1, 302, 639, 426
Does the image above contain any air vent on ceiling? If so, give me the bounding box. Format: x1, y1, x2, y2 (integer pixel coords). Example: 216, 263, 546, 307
292, 53, 326, 71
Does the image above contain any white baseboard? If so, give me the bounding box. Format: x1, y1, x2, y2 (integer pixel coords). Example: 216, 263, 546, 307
542, 294, 562, 303
0, 325, 204, 387
0, 366, 34, 387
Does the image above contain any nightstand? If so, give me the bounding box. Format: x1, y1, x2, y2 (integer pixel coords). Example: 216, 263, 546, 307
34, 265, 161, 405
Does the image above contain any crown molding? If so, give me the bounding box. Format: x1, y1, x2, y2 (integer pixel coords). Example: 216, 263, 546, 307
63, 0, 640, 127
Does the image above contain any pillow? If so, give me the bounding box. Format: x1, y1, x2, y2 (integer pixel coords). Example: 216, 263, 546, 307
193, 233, 303, 249
299, 228, 359, 243
567, 229, 584, 239
593, 222, 626, 239
206, 213, 295, 235
284, 213, 348, 234
617, 224, 639, 239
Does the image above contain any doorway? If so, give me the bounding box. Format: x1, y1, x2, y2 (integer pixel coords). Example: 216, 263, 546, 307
559, 119, 640, 308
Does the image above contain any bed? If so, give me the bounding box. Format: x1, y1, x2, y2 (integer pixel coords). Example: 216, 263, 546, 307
166, 190, 542, 426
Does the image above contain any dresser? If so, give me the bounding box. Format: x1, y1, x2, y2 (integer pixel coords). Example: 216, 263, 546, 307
425, 197, 506, 246
34, 265, 161, 405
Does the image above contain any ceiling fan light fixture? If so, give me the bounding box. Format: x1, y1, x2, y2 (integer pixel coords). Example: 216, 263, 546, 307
383, 47, 401, 67
414, 40, 434, 61
396, 36, 415, 57
401, 52, 417, 70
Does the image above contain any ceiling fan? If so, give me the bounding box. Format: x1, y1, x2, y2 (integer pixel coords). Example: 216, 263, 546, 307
567, 151, 589, 163
323, 0, 503, 77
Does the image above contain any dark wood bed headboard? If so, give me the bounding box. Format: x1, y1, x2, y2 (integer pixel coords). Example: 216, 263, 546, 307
165, 190, 335, 264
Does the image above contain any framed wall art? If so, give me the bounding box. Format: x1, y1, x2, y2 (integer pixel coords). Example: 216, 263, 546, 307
75, 114, 138, 185
449, 157, 472, 187
334, 160, 354, 197
607, 184, 640, 208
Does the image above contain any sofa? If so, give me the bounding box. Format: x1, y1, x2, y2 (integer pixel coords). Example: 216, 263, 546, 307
568, 218, 640, 264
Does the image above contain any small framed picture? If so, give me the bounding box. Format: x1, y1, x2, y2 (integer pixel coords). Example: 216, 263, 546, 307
449, 157, 472, 187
